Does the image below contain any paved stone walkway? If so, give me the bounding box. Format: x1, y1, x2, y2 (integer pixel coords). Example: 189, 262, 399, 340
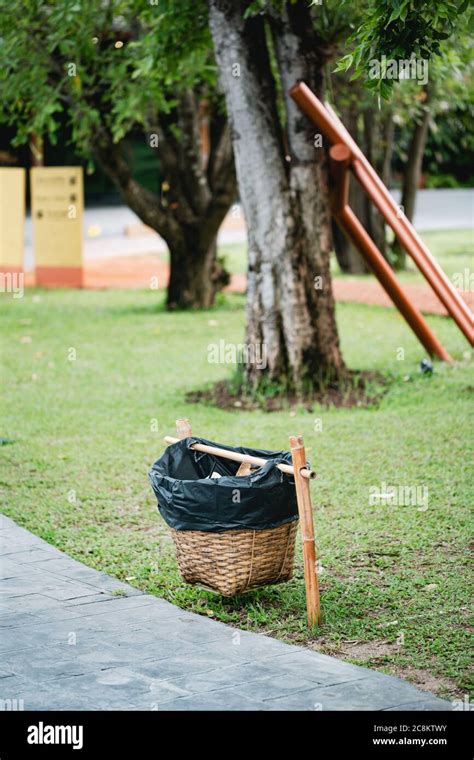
0, 515, 450, 711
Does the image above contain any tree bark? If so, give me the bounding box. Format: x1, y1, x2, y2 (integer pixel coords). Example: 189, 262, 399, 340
167, 229, 228, 310
209, 0, 346, 391
392, 88, 431, 270
363, 106, 391, 260
29, 133, 44, 167
332, 82, 370, 274
382, 112, 395, 189
92, 92, 236, 309
401, 95, 431, 222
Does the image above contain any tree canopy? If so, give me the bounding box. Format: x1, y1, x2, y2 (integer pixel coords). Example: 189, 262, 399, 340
0, 0, 213, 157
0, 0, 237, 310
335, 0, 472, 98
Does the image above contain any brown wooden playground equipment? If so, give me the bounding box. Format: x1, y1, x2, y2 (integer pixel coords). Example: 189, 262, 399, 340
290, 82, 474, 358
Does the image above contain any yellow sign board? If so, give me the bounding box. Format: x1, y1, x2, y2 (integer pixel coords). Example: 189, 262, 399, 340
0, 168, 25, 272
30, 167, 83, 286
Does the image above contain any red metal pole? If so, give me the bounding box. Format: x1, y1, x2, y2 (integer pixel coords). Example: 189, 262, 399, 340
330, 143, 351, 213
290, 82, 473, 346
329, 145, 452, 363
338, 207, 452, 362
351, 159, 473, 343
325, 100, 472, 336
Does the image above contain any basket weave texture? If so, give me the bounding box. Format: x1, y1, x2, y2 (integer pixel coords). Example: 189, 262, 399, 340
171, 520, 298, 596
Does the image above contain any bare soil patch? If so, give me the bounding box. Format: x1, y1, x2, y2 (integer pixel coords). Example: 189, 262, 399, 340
186, 371, 387, 412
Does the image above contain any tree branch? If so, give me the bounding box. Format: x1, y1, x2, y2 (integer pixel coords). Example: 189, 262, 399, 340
201, 108, 237, 247
175, 89, 212, 215
154, 111, 200, 226
92, 128, 181, 244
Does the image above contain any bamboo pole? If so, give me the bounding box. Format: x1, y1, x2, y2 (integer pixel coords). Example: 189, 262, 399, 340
176, 418, 192, 439
164, 435, 316, 480
290, 435, 320, 626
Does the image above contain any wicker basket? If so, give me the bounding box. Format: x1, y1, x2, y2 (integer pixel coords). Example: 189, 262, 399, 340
170, 520, 298, 596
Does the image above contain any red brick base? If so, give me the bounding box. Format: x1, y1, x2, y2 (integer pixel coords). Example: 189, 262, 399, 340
35, 266, 83, 288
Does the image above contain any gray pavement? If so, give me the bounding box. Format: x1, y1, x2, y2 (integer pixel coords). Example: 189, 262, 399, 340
0, 514, 450, 711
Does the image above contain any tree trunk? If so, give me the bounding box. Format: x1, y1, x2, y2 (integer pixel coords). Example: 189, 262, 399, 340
29, 133, 44, 167
92, 92, 236, 309
392, 88, 431, 270
363, 106, 390, 260
332, 85, 370, 274
401, 96, 431, 221
209, 0, 346, 392
167, 230, 229, 310
382, 112, 395, 189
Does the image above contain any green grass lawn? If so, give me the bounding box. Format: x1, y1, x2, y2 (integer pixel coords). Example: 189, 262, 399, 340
398, 228, 473, 284
1, 279, 472, 700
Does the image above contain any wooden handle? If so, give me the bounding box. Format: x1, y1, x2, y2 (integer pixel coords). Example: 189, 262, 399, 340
163, 436, 316, 479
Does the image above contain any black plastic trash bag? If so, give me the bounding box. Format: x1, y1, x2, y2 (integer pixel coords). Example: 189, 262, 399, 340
149, 437, 300, 532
